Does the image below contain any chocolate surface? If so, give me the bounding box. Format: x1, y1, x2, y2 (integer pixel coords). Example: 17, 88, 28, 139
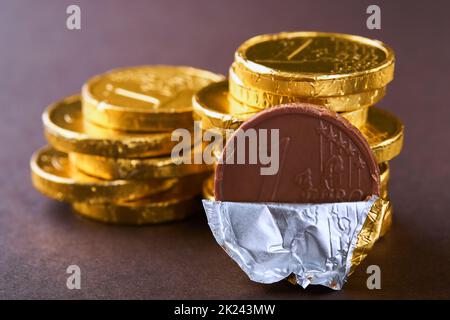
215, 103, 380, 203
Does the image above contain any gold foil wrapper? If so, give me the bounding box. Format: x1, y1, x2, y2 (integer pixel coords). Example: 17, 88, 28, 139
350, 198, 393, 273
361, 107, 404, 163
229, 67, 386, 112
194, 81, 370, 133
70, 150, 212, 180
30, 146, 175, 203
82, 65, 224, 132
379, 162, 390, 199
43, 95, 177, 158
72, 193, 201, 225
193, 81, 250, 133
228, 79, 371, 128
233, 32, 395, 97
72, 172, 206, 225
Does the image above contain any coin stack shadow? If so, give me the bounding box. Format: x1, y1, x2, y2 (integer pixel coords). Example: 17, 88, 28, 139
195, 32, 404, 237
30, 66, 224, 225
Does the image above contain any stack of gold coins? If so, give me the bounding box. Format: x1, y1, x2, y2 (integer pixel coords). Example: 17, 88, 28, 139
31, 65, 224, 225
195, 32, 404, 236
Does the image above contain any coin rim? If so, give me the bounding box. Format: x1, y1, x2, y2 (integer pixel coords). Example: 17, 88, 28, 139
30, 146, 175, 203
43, 95, 176, 158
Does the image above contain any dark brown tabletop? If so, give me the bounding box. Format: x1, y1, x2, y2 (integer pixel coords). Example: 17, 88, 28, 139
1, 0, 449, 299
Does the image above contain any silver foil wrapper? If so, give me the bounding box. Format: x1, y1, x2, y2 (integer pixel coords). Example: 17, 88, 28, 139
203, 197, 378, 290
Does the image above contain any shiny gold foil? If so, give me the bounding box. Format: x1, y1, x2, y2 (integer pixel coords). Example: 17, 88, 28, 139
228, 83, 370, 128
379, 162, 390, 199
82, 65, 224, 132
194, 81, 369, 132
233, 32, 395, 97
72, 175, 205, 225
229, 67, 386, 112
70, 150, 212, 180
193, 81, 250, 133
72, 194, 201, 225
361, 107, 404, 163
30, 146, 175, 203
194, 82, 404, 163
350, 198, 392, 273
43, 95, 178, 158
379, 200, 393, 237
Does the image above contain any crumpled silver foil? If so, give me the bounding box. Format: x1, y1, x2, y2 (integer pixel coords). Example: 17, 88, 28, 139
203, 197, 377, 290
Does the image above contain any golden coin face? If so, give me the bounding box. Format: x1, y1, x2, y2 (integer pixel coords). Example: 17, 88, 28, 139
236, 32, 394, 78
82, 65, 224, 131
84, 65, 223, 112
43, 95, 176, 158
30, 146, 175, 203
234, 32, 394, 96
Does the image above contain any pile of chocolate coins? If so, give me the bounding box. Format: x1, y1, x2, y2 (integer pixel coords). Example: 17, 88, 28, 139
31, 65, 224, 224
195, 32, 404, 237
30, 32, 405, 288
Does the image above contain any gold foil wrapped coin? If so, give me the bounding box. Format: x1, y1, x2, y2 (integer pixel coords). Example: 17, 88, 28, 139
229, 67, 386, 112
361, 107, 404, 163
70, 151, 212, 180
193, 81, 369, 133
193, 81, 251, 133
72, 194, 201, 225
43, 95, 177, 158
72, 174, 205, 225
82, 65, 224, 132
233, 32, 395, 97
228, 91, 370, 129
30, 146, 175, 203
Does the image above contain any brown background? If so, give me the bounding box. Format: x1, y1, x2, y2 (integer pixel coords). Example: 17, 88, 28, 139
0, 0, 449, 299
